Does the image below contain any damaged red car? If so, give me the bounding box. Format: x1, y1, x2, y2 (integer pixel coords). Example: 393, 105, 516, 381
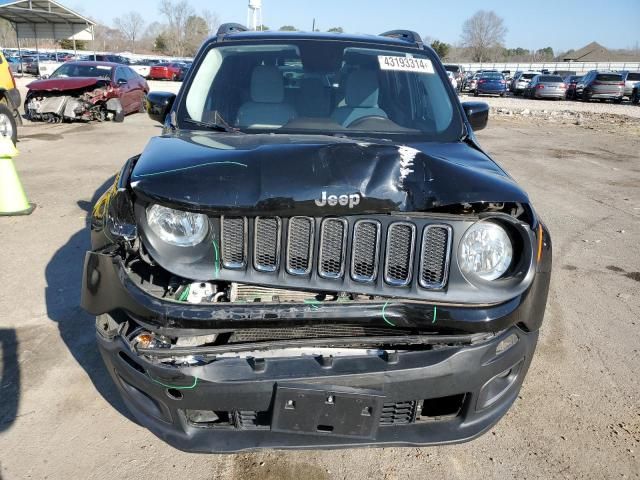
25, 61, 149, 123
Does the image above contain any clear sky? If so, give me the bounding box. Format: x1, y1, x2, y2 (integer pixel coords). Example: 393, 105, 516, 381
71, 0, 639, 53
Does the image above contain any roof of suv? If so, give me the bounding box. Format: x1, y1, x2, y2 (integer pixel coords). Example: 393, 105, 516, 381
216, 29, 424, 49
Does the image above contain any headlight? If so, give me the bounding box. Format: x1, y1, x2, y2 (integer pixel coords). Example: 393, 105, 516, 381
146, 204, 208, 247
458, 222, 513, 281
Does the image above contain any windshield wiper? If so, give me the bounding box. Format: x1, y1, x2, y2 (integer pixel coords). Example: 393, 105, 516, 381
183, 111, 240, 133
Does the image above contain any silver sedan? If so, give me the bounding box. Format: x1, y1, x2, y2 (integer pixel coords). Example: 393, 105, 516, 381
524, 75, 567, 100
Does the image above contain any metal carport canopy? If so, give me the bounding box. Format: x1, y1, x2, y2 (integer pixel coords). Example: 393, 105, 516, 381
0, 0, 95, 41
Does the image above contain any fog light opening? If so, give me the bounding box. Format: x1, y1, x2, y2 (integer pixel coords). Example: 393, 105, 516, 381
166, 388, 183, 400
496, 333, 518, 356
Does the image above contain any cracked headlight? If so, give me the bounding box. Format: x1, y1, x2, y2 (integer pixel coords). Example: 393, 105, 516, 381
146, 204, 208, 247
458, 222, 513, 281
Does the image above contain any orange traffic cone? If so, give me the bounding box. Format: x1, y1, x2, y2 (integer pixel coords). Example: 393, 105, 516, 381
0, 137, 35, 215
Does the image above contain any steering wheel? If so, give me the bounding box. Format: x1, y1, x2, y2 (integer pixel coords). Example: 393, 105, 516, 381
345, 115, 388, 128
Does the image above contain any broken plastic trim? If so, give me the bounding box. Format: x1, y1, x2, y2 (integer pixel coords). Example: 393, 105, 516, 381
136, 332, 493, 357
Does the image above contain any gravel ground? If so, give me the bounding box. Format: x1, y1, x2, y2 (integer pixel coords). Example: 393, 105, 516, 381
0, 111, 639, 479
459, 92, 640, 118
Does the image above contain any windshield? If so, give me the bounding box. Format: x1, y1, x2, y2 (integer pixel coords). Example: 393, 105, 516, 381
50, 63, 113, 79
182, 40, 462, 141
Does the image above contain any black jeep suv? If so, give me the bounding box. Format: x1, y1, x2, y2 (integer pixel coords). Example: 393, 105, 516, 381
81, 24, 552, 452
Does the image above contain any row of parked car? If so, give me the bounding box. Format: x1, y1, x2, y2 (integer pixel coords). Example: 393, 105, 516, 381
1, 49, 193, 81
444, 64, 640, 104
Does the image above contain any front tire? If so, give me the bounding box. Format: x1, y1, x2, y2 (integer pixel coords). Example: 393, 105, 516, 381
0, 103, 18, 145
631, 90, 639, 105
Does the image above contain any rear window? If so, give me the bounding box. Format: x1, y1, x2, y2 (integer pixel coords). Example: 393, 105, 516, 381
539, 76, 563, 82
626, 72, 640, 81
444, 65, 460, 73
481, 73, 503, 80
521, 73, 537, 80
596, 73, 622, 81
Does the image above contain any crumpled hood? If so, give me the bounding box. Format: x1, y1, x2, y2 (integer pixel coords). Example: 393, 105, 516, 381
130, 132, 529, 215
27, 77, 108, 92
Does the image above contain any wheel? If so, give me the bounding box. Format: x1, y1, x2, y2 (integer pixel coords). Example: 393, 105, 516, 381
473, 90, 479, 97
582, 90, 590, 102
613, 98, 622, 104
500, 92, 505, 97
631, 90, 639, 105
0, 103, 18, 145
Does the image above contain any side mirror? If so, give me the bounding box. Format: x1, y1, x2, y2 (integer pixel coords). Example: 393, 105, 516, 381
38, 74, 49, 80
462, 101, 489, 131
146, 91, 176, 124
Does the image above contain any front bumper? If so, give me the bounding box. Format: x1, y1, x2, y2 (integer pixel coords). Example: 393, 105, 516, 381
82, 247, 550, 451
99, 322, 537, 452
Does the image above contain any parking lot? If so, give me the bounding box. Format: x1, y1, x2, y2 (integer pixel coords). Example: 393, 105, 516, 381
0, 75, 638, 479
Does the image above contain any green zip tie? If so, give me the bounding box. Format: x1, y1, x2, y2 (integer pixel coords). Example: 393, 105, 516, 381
303, 299, 321, 311
133, 161, 248, 178
212, 239, 220, 277
147, 373, 199, 390
381, 300, 396, 327
178, 285, 190, 302
432, 305, 438, 324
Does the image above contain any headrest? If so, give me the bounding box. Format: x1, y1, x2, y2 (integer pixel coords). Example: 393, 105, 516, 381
250, 65, 284, 103
346, 69, 380, 108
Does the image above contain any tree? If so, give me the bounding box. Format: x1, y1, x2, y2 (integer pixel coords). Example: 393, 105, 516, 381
158, 0, 194, 56
279, 25, 297, 31
202, 9, 220, 35
114, 11, 145, 53
460, 10, 507, 62
256, 24, 270, 31
327, 27, 343, 33
93, 23, 127, 52
140, 21, 165, 51
430, 40, 450, 59
184, 15, 209, 56
534, 46, 554, 61
58, 39, 87, 50
154, 34, 168, 53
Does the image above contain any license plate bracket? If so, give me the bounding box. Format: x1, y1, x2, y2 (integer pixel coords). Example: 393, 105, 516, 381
271, 384, 385, 439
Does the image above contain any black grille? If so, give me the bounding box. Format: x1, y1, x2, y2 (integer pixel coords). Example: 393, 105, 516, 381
229, 324, 405, 342
216, 216, 452, 293
351, 220, 380, 282
254, 217, 280, 272
286, 217, 314, 275
420, 225, 451, 289
380, 400, 417, 425
319, 218, 347, 278
384, 223, 416, 286
221, 217, 246, 268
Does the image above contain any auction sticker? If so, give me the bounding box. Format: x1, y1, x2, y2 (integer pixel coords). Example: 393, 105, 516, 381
378, 55, 434, 73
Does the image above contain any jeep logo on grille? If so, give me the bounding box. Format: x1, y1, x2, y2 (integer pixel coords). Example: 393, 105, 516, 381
315, 191, 361, 208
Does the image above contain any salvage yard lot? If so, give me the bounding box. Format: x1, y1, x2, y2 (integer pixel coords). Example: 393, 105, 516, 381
0, 99, 639, 479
